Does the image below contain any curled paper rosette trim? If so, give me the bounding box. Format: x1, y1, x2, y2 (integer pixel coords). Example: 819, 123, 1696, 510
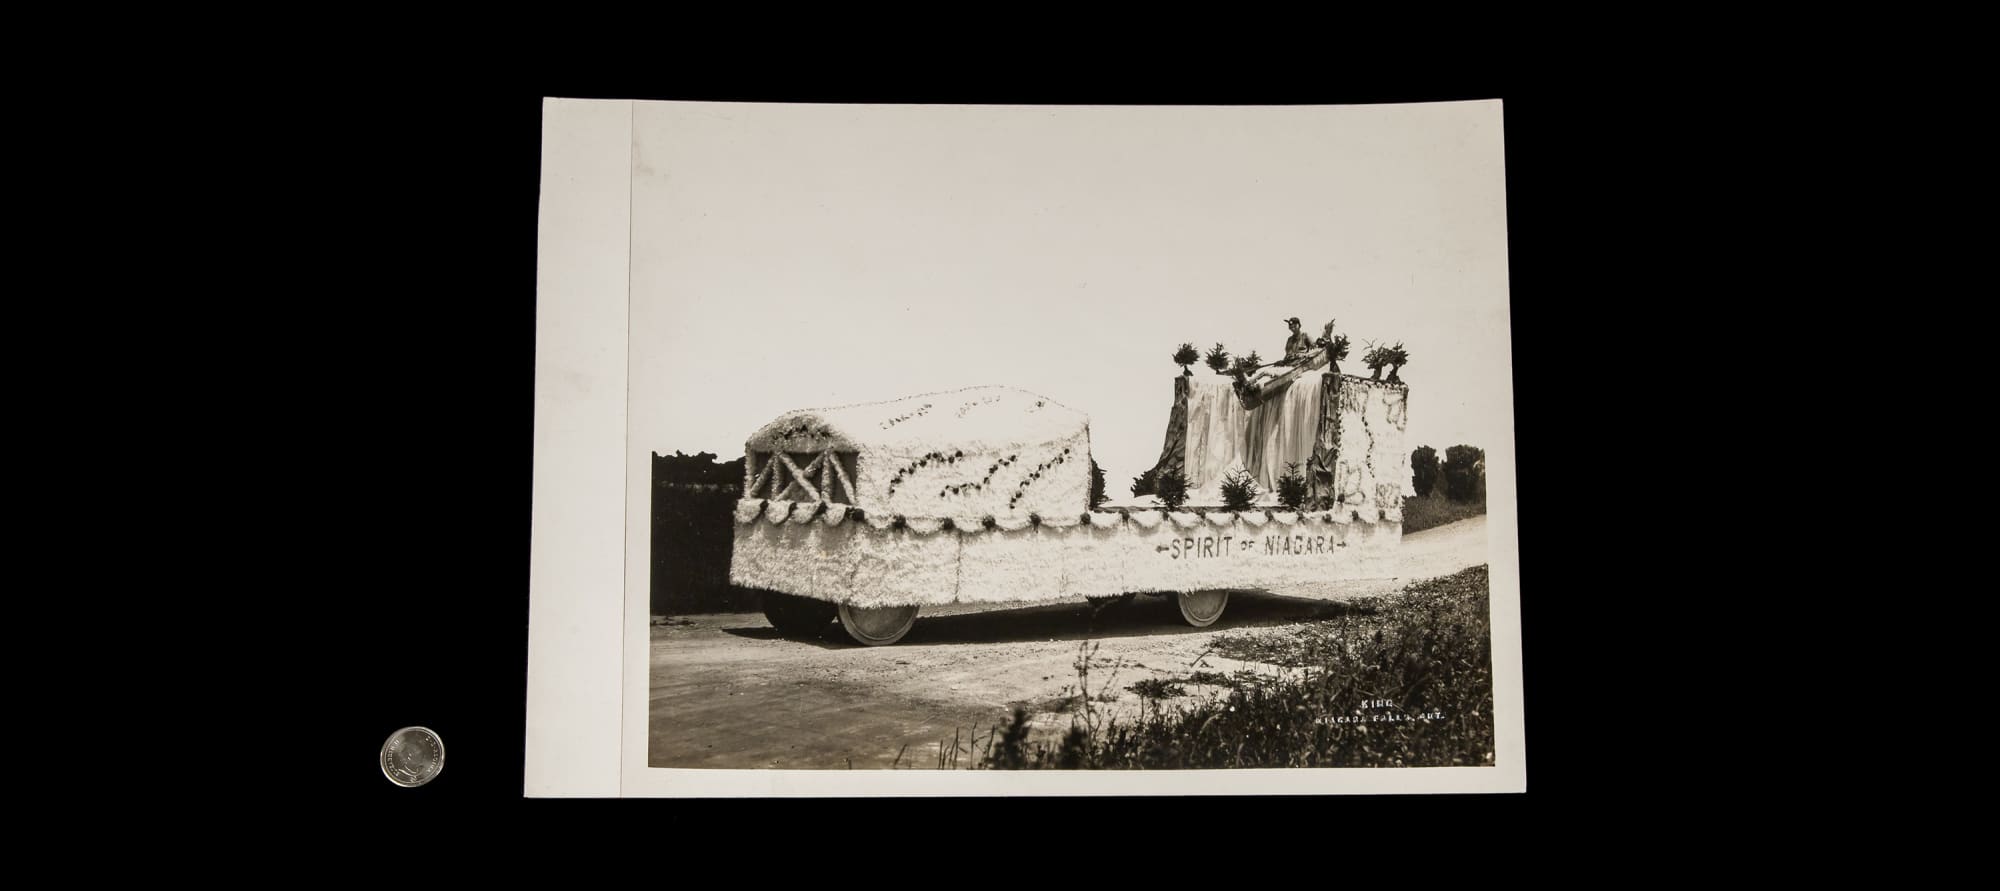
822, 505, 848, 527
788, 503, 820, 524
995, 514, 1033, 532
1240, 511, 1269, 528
1040, 511, 1081, 528
1208, 511, 1238, 528
1272, 511, 1300, 526
734, 499, 765, 525
1129, 511, 1164, 529
865, 512, 899, 531
1168, 511, 1203, 529
1086, 511, 1123, 529
764, 500, 794, 524
905, 516, 945, 535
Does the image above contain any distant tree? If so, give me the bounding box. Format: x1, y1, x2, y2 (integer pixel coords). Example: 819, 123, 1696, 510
656, 450, 742, 485
1172, 342, 1199, 376
1089, 458, 1108, 509
1411, 446, 1439, 497
1443, 445, 1485, 503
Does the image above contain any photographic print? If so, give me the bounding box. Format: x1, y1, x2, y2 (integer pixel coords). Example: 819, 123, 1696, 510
527, 98, 1525, 795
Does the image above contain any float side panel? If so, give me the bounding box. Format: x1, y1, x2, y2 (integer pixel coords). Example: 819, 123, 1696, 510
732, 510, 1405, 608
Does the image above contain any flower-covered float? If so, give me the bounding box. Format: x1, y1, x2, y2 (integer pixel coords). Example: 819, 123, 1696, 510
731, 351, 1412, 646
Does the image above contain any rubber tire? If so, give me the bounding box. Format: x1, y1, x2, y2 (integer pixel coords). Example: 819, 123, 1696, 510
763, 592, 836, 639
837, 603, 919, 646
1176, 590, 1229, 628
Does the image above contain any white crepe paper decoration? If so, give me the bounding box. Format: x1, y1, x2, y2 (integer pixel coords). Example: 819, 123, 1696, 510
822, 506, 848, 527
764, 500, 793, 524
1206, 512, 1237, 528
1240, 511, 1268, 527
1086, 511, 1123, 529
995, 514, 1033, 532
1273, 511, 1300, 526
866, 513, 899, 531
905, 516, 945, 535
787, 504, 819, 525
742, 386, 1091, 521
1168, 511, 1203, 529
734, 499, 765, 525
1129, 511, 1164, 529
732, 506, 1405, 608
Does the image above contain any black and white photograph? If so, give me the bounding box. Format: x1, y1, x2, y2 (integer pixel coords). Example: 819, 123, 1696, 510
528, 98, 1525, 795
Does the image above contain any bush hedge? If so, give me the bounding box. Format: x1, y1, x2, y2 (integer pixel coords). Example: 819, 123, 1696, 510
1411, 446, 1439, 497
1443, 445, 1485, 503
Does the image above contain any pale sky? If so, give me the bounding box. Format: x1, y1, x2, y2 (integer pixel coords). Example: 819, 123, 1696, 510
626, 100, 1512, 493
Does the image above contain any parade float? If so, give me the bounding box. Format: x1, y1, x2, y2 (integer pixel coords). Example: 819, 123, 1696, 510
730, 324, 1410, 645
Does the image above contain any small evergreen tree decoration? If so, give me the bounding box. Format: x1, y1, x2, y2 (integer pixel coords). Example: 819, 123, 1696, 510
1089, 458, 1108, 509
1276, 462, 1309, 511
1411, 445, 1439, 498
1131, 466, 1160, 498
1204, 343, 1231, 374
1220, 469, 1260, 512
1231, 350, 1263, 377
1155, 469, 1190, 511
1172, 342, 1199, 376
1384, 342, 1410, 383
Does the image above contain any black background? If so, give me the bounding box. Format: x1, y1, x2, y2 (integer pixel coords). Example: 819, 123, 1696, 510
301, 75, 1673, 816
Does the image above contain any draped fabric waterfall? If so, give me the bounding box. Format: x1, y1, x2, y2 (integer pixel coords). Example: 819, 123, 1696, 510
1183, 374, 1324, 501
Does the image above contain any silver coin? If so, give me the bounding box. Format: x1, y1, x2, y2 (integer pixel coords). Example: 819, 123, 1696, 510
380, 726, 445, 787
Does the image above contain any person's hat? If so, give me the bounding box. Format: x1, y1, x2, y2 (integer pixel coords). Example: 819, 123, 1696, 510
1284, 317, 1301, 325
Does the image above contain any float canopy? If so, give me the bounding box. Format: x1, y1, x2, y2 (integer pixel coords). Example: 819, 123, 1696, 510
743, 386, 1091, 519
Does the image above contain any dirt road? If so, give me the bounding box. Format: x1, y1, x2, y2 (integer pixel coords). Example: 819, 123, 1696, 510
649, 515, 1487, 769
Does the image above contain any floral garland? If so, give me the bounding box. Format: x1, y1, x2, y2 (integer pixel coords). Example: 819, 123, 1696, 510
1007, 447, 1074, 511
732, 499, 1401, 533
888, 451, 1021, 499
954, 393, 1005, 418
770, 420, 834, 444
877, 403, 934, 429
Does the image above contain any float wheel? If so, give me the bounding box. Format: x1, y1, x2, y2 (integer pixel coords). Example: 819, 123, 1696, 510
1176, 590, 1229, 628
837, 603, 919, 646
